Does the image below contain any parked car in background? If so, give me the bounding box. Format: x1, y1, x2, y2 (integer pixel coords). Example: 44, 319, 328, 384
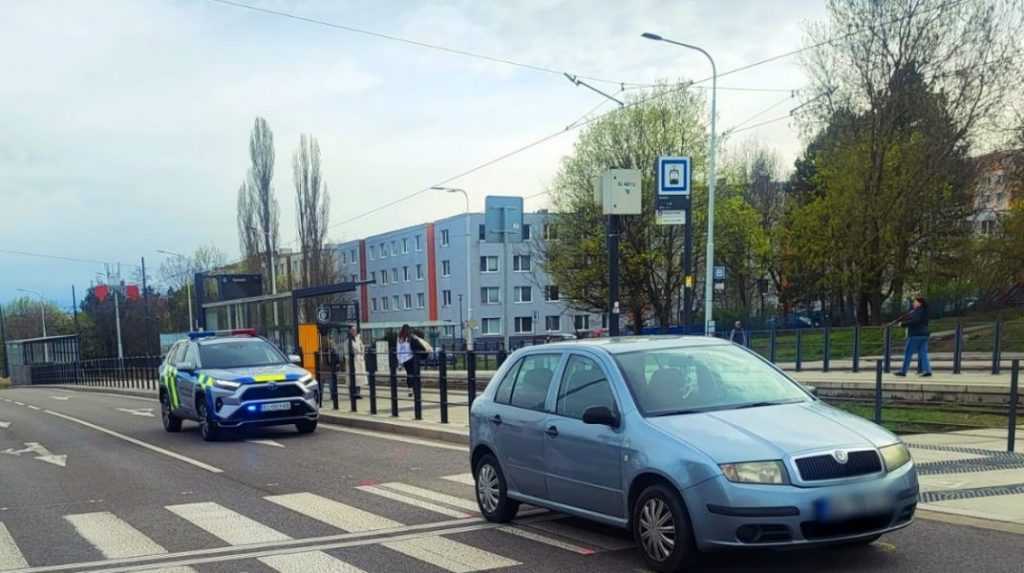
469, 337, 917, 571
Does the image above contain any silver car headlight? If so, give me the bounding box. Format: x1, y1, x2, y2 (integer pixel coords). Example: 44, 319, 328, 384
213, 379, 241, 391
880, 443, 911, 472
720, 461, 788, 485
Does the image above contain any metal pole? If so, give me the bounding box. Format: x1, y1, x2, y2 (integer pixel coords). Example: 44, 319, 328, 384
874, 360, 884, 424
992, 320, 1002, 375
852, 325, 861, 373
186, 280, 194, 331
463, 194, 474, 351
883, 326, 892, 373
113, 283, 124, 359
795, 330, 802, 372
608, 215, 620, 336
953, 322, 963, 374
683, 206, 693, 330
1008, 359, 1018, 452
823, 326, 830, 373
0, 305, 7, 379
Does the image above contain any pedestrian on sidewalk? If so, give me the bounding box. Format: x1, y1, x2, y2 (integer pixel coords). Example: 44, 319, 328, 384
729, 320, 748, 347
348, 325, 365, 393
397, 324, 431, 397
895, 297, 932, 377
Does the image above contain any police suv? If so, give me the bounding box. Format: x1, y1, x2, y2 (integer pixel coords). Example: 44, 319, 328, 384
159, 330, 319, 441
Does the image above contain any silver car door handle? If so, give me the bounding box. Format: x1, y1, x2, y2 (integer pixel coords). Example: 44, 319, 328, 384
491, 414, 502, 425
545, 425, 558, 437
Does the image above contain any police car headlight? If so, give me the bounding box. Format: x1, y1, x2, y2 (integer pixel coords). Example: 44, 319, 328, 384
213, 379, 241, 391
298, 374, 318, 389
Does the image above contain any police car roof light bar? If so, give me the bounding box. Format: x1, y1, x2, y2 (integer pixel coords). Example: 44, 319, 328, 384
187, 331, 217, 340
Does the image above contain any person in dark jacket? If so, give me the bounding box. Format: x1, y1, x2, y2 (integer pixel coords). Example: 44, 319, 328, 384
396, 324, 431, 396
895, 297, 932, 377
728, 321, 748, 346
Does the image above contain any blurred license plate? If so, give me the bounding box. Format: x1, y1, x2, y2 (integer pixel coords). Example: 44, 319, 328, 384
261, 402, 291, 412
814, 491, 891, 522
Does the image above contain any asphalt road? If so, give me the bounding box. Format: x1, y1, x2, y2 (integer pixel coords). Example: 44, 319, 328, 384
1, 386, 1022, 573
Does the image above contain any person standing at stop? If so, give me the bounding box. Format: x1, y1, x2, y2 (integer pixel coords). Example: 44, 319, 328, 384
729, 320, 748, 347
894, 297, 932, 377
397, 324, 430, 397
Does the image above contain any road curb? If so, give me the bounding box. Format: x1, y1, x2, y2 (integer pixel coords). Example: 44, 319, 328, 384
34, 385, 472, 445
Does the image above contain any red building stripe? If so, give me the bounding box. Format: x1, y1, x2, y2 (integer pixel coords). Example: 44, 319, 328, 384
426, 224, 438, 321
359, 240, 369, 323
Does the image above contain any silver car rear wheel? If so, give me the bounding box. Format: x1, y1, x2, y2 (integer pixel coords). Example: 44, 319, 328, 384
477, 464, 500, 513
474, 453, 519, 522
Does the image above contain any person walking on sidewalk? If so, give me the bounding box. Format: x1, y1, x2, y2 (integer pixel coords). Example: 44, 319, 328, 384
729, 320, 748, 347
397, 324, 431, 397
894, 297, 932, 377
348, 325, 365, 396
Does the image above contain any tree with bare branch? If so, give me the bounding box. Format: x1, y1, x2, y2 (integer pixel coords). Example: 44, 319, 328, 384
236, 117, 279, 290
293, 134, 334, 289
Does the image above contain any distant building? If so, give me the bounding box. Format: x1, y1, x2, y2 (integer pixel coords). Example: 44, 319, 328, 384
972, 149, 1022, 235
332, 211, 603, 348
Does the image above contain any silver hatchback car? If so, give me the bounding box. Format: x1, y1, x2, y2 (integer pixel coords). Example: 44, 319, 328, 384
469, 337, 918, 571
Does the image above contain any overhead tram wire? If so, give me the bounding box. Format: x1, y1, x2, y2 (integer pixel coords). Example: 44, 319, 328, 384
0, 249, 138, 269
206, 0, 648, 88
289, 0, 971, 233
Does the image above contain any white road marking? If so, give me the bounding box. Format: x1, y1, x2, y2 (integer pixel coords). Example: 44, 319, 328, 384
45, 410, 223, 473
166, 502, 290, 545
379, 482, 480, 512
355, 486, 470, 519
168, 501, 366, 573
526, 520, 634, 551
0, 522, 29, 570
382, 535, 520, 572
498, 526, 596, 555
245, 439, 284, 448
259, 550, 368, 573
13, 401, 25, 406
443, 473, 476, 486
318, 423, 468, 452
50, 396, 71, 401
27, 405, 41, 411
1, 441, 67, 467
64, 512, 167, 559
115, 407, 154, 417
265, 493, 402, 532
0, 421, 10, 429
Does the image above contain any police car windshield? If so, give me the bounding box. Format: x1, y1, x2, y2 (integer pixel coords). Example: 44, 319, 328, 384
198, 339, 287, 369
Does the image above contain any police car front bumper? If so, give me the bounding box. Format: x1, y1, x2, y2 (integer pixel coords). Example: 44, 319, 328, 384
209, 382, 319, 428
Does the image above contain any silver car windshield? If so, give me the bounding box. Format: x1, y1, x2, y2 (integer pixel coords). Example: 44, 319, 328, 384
614, 345, 810, 417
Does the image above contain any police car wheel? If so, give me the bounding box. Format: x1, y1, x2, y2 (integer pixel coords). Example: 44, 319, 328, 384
197, 399, 219, 442
296, 420, 317, 434
160, 393, 182, 432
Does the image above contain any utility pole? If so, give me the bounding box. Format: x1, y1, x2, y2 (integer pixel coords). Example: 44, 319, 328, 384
72, 285, 79, 334
0, 305, 8, 378
141, 256, 152, 354
607, 214, 620, 336
432, 187, 474, 351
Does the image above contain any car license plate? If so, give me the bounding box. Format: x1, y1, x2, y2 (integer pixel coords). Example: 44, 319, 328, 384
814, 491, 892, 522
261, 402, 291, 412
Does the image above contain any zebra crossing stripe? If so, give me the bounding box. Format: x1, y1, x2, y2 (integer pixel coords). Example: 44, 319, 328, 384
355, 486, 471, 519
498, 526, 596, 555
63, 512, 168, 559
382, 535, 520, 572
166, 502, 290, 545
442, 473, 476, 486
0, 522, 29, 570
378, 482, 480, 512
259, 550, 368, 573
265, 493, 402, 532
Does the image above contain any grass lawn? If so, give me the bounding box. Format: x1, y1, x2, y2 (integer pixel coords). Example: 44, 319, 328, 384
833, 402, 1009, 435
0, 377, 10, 389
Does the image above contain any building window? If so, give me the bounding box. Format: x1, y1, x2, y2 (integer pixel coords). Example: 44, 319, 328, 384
380, 271, 387, 285
403, 266, 410, 282
478, 224, 486, 240
369, 246, 376, 260
372, 298, 378, 311
545, 315, 561, 331
514, 317, 533, 334
416, 264, 424, 280
513, 255, 531, 272
482, 318, 501, 335
544, 285, 560, 301
480, 256, 499, 273
341, 251, 347, 264
381, 297, 390, 310
441, 229, 450, 246
544, 224, 558, 240
574, 315, 590, 330
514, 286, 532, 303
442, 260, 451, 277
391, 240, 397, 256
351, 274, 357, 283
392, 295, 400, 310
522, 224, 531, 240
481, 287, 500, 305
442, 290, 452, 306
381, 242, 389, 258
350, 249, 356, 262
391, 268, 398, 282
404, 294, 412, 309
417, 293, 425, 308
402, 238, 408, 254
415, 235, 422, 251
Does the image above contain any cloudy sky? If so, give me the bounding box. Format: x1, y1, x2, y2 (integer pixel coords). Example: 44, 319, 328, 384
1, 0, 827, 308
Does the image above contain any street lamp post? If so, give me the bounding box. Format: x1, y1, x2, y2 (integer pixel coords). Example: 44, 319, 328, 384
158, 250, 194, 330
431, 186, 474, 351
642, 32, 718, 335
16, 288, 48, 361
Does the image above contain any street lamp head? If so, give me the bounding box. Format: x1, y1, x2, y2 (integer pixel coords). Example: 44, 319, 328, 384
641, 32, 664, 41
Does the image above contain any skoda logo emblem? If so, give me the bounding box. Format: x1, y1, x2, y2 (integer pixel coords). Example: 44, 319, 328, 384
267, 383, 277, 391
832, 449, 849, 464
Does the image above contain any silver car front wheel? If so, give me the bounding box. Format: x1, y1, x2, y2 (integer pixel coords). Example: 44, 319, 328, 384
632, 483, 696, 572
